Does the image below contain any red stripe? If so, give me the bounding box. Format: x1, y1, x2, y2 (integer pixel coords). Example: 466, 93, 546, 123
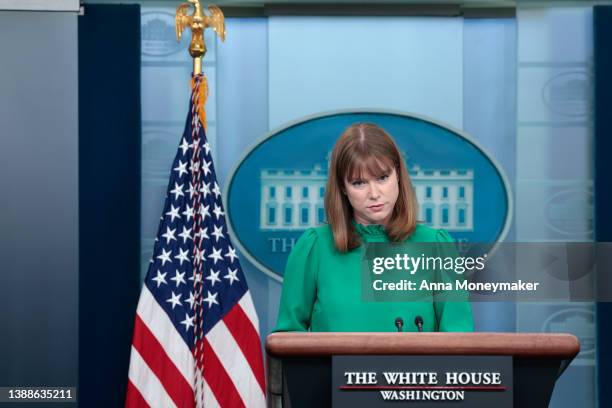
132, 315, 195, 408
223, 304, 266, 393
125, 380, 150, 408
201, 337, 246, 408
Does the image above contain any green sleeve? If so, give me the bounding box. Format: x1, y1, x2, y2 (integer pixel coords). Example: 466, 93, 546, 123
432, 229, 474, 332
273, 228, 319, 332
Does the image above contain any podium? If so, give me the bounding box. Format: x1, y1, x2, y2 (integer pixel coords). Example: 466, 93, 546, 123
265, 332, 579, 408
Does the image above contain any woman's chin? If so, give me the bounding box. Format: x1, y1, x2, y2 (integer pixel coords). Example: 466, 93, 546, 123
368, 213, 391, 224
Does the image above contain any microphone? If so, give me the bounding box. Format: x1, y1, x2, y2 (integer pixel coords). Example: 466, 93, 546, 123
414, 316, 424, 332
395, 317, 404, 332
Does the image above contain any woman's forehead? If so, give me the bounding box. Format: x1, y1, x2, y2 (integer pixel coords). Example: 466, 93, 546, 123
346, 156, 394, 179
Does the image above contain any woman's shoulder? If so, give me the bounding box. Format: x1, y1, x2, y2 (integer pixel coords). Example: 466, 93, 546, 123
292, 224, 340, 254
293, 224, 332, 245
287, 225, 336, 260
300, 224, 334, 243
408, 223, 455, 243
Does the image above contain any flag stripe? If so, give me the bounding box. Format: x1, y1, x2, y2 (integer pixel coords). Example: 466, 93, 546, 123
128, 346, 177, 408
126, 380, 150, 408
202, 338, 246, 408
196, 370, 222, 408
132, 315, 195, 407
224, 304, 266, 393
137, 285, 195, 388
204, 379, 221, 408
206, 320, 267, 407
238, 292, 260, 333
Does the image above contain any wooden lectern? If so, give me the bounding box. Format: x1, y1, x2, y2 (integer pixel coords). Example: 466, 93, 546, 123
265, 333, 579, 408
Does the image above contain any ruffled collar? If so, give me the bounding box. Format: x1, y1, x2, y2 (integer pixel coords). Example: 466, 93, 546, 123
353, 221, 387, 237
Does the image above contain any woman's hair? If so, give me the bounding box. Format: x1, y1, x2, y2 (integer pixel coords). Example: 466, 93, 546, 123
324, 122, 418, 252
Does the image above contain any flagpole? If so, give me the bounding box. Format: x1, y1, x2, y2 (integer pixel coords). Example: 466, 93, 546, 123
175, 2, 227, 406
176, 0, 226, 76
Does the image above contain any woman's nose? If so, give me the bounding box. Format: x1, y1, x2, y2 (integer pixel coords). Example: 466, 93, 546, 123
368, 182, 381, 198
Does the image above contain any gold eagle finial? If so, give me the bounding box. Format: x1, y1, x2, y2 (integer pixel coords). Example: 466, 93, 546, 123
176, 1, 226, 75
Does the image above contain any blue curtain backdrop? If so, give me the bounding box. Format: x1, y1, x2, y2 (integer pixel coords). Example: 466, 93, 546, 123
516, 6, 596, 408
594, 6, 612, 408
79, 4, 141, 407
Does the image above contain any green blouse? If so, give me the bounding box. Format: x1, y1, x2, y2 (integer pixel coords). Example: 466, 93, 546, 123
274, 223, 474, 332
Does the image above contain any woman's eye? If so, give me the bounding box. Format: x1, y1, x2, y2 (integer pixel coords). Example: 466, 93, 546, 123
378, 174, 389, 181
351, 180, 365, 187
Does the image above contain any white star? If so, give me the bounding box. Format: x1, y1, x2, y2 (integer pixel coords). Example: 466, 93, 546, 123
175, 248, 190, 265
197, 227, 209, 240
212, 182, 221, 199
179, 138, 190, 155
178, 226, 192, 243
208, 247, 223, 264
194, 247, 205, 264
182, 204, 194, 221
161, 227, 177, 244
185, 291, 196, 309
211, 224, 224, 242
203, 290, 219, 308
157, 248, 172, 266
166, 291, 182, 309
200, 204, 210, 219
200, 182, 210, 198
206, 269, 221, 287
170, 270, 186, 287
166, 205, 180, 222
224, 268, 240, 285
202, 160, 211, 176
170, 182, 184, 201
151, 270, 167, 287
173, 160, 188, 177
212, 203, 225, 220
225, 247, 238, 263
187, 182, 196, 198
203, 142, 211, 155
180, 313, 194, 331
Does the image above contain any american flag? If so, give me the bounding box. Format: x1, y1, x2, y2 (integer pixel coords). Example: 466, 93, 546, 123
126, 75, 266, 408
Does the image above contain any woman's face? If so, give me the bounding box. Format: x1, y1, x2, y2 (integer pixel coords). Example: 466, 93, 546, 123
344, 166, 399, 227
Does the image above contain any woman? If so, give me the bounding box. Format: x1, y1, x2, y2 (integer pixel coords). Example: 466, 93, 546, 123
274, 123, 473, 332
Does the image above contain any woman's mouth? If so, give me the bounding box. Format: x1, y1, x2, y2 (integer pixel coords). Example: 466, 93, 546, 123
368, 203, 385, 212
